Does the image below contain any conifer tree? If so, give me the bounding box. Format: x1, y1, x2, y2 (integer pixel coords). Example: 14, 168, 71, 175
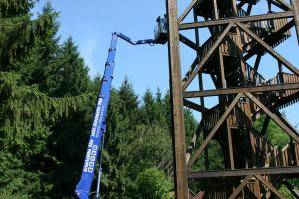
0, 1, 91, 197
142, 89, 156, 124
44, 38, 93, 197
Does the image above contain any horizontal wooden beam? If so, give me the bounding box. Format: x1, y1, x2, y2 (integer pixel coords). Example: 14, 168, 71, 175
184, 83, 299, 98
189, 167, 299, 179
179, 11, 294, 30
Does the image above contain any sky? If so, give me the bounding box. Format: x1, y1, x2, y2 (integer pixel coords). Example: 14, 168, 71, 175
33, 0, 299, 127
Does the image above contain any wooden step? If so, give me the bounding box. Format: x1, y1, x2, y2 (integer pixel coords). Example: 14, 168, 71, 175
182, 33, 219, 82
258, 73, 299, 109
242, 18, 291, 59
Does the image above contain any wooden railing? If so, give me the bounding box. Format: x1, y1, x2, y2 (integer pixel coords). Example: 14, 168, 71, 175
182, 33, 219, 82
198, 33, 219, 62
202, 101, 250, 132
266, 73, 299, 97
237, 8, 247, 17
245, 63, 266, 85
252, 131, 299, 167
264, 143, 299, 167
253, 132, 275, 156
240, 16, 291, 49
238, 7, 291, 37
203, 105, 221, 132
228, 102, 249, 129
204, 191, 228, 199
220, 33, 241, 56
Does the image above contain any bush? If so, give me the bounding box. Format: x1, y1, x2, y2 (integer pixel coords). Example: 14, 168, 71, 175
135, 167, 173, 199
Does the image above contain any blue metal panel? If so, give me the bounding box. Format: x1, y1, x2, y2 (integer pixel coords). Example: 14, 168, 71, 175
75, 33, 118, 199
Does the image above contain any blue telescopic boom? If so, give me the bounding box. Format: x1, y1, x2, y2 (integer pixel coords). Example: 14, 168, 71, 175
75, 30, 166, 198
75, 32, 118, 199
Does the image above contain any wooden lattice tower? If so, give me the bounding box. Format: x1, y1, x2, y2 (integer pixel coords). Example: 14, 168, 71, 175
166, 0, 299, 198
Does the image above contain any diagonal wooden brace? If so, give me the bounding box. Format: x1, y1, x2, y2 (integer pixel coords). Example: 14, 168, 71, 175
228, 175, 253, 199
274, 0, 293, 10
178, 0, 199, 23
254, 174, 286, 199
245, 92, 299, 143
187, 93, 243, 170
183, 23, 234, 90
236, 22, 299, 76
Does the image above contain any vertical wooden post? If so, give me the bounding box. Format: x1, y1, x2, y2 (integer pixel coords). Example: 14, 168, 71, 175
194, 9, 209, 170
213, 0, 235, 170
166, 0, 188, 198
293, 0, 299, 44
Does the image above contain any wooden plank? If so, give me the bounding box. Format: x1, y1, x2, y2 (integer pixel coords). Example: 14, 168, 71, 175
261, 116, 271, 135
184, 83, 299, 98
228, 175, 253, 199
236, 22, 299, 76
293, 0, 299, 44
187, 93, 243, 169
193, 9, 209, 170
275, 0, 293, 10
179, 34, 200, 51
188, 167, 299, 178
179, 11, 294, 30
217, 23, 235, 169
254, 54, 262, 71
183, 99, 208, 112
166, 0, 188, 198
247, 3, 253, 15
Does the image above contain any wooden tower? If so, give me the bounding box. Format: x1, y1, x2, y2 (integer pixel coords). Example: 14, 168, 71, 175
166, 0, 299, 198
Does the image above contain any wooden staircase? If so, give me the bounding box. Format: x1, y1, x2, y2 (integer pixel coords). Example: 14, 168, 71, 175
253, 131, 299, 167
237, 8, 291, 56
182, 32, 220, 82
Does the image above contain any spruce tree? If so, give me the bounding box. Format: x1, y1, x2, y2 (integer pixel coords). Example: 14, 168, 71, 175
142, 89, 156, 124
0, 1, 91, 197
47, 37, 90, 97
45, 38, 93, 197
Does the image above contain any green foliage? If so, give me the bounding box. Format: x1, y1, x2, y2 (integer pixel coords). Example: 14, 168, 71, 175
135, 167, 173, 199
279, 185, 294, 199
0, 71, 91, 157
0, 1, 93, 197
254, 115, 290, 149
2, 1, 297, 198
99, 80, 178, 198
0, 1, 200, 198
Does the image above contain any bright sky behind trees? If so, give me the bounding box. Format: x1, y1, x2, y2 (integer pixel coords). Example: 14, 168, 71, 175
33, 0, 299, 126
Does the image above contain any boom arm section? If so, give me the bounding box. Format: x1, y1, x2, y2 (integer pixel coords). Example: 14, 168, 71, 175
117, 32, 156, 45
75, 29, 166, 199
75, 32, 118, 199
